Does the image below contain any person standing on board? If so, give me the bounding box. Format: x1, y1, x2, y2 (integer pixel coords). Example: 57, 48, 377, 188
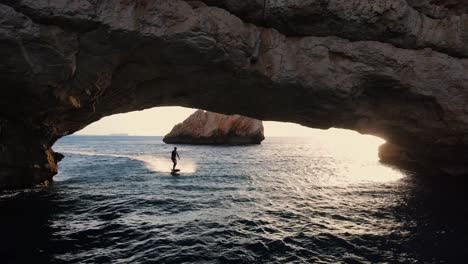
171, 147, 180, 170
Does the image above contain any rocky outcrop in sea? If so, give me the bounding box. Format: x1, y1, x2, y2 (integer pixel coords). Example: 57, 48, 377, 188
163, 110, 264, 145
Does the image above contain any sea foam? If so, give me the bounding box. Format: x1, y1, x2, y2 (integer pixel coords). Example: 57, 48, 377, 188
59, 150, 197, 173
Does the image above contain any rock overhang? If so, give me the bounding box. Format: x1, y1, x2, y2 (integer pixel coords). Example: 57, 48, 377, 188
0, 0, 468, 187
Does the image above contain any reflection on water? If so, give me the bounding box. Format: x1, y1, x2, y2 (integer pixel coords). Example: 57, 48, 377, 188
0, 136, 467, 263
58, 151, 198, 173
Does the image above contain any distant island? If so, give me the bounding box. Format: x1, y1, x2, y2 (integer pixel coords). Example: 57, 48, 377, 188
163, 110, 265, 145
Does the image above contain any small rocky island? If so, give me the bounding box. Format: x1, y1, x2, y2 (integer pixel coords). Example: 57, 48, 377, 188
163, 110, 265, 145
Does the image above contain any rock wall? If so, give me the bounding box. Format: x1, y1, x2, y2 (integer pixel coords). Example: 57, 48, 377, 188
163, 110, 265, 145
0, 0, 468, 187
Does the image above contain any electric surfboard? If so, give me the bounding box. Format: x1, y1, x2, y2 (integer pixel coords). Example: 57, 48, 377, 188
171, 169, 180, 176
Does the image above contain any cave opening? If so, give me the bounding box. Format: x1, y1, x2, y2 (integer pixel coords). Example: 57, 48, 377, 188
1, 1, 467, 262
53, 106, 405, 184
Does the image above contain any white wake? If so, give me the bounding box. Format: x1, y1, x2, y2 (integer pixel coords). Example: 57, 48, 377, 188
59, 150, 197, 173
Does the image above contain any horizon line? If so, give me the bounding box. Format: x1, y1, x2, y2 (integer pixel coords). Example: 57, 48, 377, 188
71, 134, 316, 138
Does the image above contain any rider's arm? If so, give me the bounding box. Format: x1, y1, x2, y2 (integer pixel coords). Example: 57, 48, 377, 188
177, 152, 180, 159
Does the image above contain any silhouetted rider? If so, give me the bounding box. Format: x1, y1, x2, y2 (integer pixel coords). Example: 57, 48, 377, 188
171, 147, 180, 170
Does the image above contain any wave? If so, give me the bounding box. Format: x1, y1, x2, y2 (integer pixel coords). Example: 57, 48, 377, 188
59, 150, 197, 173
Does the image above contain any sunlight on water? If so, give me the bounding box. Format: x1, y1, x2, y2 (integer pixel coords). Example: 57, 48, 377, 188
58, 150, 197, 174
135, 155, 197, 173
323, 133, 404, 183
280, 130, 404, 184
339, 162, 405, 183
4, 136, 467, 264
318, 128, 385, 162
320, 129, 404, 183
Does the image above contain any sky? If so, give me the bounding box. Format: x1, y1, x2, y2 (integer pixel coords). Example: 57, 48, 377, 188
76, 107, 197, 136
75, 106, 340, 137
76, 107, 385, 153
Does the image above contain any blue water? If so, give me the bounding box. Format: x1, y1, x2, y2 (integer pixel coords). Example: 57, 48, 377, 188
1, 136, 468, 263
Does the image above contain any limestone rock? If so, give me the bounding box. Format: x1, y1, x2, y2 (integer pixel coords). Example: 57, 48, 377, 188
1, 0, 468, 187
163, 110, 265, 145
199, 0, 468, 58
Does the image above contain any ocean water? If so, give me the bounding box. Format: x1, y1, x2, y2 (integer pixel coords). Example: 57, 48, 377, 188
1, 136, 468, 263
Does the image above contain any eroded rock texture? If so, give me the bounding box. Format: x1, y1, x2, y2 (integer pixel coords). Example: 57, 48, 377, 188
0, 0, 467, 187
163, 110, 264, 145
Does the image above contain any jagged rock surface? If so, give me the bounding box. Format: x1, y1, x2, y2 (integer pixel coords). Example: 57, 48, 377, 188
0, 0, 468, 187
200, 0, 468, 57
163, 110, 264, 144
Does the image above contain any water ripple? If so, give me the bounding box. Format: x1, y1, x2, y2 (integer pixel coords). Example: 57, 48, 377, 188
1, 137, 468, 263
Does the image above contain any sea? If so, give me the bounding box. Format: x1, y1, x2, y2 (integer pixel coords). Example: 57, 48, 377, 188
1, 136, 467, 263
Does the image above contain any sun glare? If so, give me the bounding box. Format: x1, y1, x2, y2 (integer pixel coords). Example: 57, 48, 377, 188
73, 107, 403, 182
76, 107, 388, 163
264, 122, 385, 161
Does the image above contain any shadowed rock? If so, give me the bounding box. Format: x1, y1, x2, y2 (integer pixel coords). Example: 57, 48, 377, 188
1, 0, 468, 187
163, 110, 265, 145
199, 0, 468, 58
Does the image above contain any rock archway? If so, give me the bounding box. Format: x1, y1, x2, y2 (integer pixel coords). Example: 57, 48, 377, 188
1, 0, 468, 187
